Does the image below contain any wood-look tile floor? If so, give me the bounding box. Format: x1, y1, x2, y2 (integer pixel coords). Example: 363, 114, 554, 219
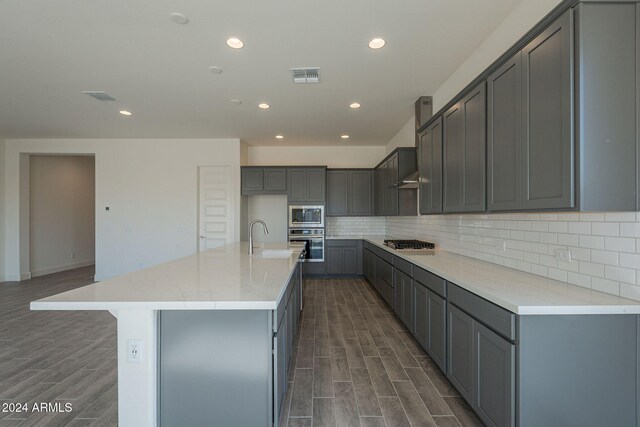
0, 269, 482, 427
280, 278, 483, 427
0, 266, 117, 426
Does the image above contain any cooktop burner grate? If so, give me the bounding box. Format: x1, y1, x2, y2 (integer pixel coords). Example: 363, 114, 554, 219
383, 239, 435, 250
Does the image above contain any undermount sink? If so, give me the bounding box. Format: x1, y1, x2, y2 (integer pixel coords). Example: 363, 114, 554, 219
252, 249, 294, 259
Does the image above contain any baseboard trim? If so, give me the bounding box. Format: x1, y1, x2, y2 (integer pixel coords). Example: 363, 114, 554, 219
30, 260, 95, 279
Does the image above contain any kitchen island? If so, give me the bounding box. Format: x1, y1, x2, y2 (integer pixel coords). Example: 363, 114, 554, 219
31, 242, 304, 427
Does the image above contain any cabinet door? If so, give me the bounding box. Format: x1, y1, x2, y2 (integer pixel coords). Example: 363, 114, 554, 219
326, 247, 343, 275
522, 10, 574, 210
327, 171, 348, 216
427, 290, 447, 372
306, 168, 326, 203
288, 168, 308, 202
375, 167, 387, 216
264, 168, 287, 192
274, 315, 288, 422
419, 117, 443, 214
474, 322, 515, 427
447, 303, 474, 402
461, 82, 486, 212
349, 170, 373, 216
343, 247, 358, 275
241, 168, 263, 194
413, 282, 428, 349
443, 102, 463, 212
401, 276, 414, 332
488, 54, 522, 211
387, 155, 399, 216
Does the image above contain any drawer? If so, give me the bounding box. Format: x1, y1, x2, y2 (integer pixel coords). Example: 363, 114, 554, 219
378, 258, 393, 286
326, 239, 358, 248
448, 283, 516, 341
413, 266, 446, 298
393, 256, 413, 276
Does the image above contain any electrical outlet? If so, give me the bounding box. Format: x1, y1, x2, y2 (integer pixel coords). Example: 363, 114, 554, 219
127, 339, 142, 363
494, 240, 506, 251
70, 252, 76, 260
555, 248, 572, 263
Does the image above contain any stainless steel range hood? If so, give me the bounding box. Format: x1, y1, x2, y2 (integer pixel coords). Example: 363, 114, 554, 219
397, 170, 419, 189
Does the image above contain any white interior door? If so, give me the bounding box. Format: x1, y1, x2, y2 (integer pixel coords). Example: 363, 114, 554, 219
198, 166, 234, 251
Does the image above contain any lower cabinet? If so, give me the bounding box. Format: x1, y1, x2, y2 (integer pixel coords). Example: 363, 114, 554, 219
374, 257, 394, 306
393, 269, 414, 332
413, 283, 447, 372
326, 240, 361, 276
274, 264, 302, 425
447, 302, 515, 427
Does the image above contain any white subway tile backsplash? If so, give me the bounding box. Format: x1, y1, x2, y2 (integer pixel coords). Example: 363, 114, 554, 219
604, 237, 636, 253
605, 265, 636, 284
385, 211, 640, 301
620, 223, 640, 238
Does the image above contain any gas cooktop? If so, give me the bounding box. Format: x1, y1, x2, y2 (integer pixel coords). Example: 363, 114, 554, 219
383, 239, 435, 250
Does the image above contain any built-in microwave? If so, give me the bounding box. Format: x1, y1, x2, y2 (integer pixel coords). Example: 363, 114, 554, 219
289, 205, 324, 228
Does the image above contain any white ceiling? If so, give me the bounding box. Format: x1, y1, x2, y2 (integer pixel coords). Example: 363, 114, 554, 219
0, 0, 522, 146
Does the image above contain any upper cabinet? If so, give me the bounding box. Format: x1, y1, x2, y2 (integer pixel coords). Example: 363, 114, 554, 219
326, 169, 373, 216
241, 167, 287, 195
521, 10, 573, 210
288, 167, 326, 204
419, 117, 443, 214
423, 3, 640, 214
443, 82, 486, 213
374, 148, 418, 217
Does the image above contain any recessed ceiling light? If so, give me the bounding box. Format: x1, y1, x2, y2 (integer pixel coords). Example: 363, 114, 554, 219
209, 66, 223, 74
341, 135, 350, 139
350, 102, 361, 109
258, 103, 270, 109
230, 99, 242, 105
226, 38, 244, 49
368, 38, 386, 49
169, 13, 189, 25
119, 110, 132, 116
276, 135, 284, 140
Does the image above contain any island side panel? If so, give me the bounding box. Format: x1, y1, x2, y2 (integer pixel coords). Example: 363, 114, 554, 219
518, 314, 639, 427
158, 310, 273, 427
117, 309, 158, 427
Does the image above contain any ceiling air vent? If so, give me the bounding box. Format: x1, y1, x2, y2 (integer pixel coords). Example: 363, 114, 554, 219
82, 91, 116, 101
290, 67, 320, 84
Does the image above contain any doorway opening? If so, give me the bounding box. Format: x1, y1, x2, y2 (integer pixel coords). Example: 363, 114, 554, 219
28, 155, 96, 278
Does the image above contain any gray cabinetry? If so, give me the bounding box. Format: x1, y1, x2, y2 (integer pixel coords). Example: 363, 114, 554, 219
413, 277, 447, 372
447, 303, 474, 402
350, 170, 374, 215
443, 82, 486, 213
326, 169, 373, 216
374, 166, 387, 216
474, 322, 515, 427
418, 117, 443, 214
241, 167, 287, 195
374, 148, 418, 217
521, 10, 574, 210
288, 167, 326, 203
488, 54, 522, 211
393, 268, 413, 331
387, 155, 399, 216
326, 170, 348, 216
325, 240, 361, 276
265, 168, 287, 192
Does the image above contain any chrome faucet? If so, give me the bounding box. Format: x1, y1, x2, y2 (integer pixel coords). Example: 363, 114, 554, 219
248, 220, 269, 255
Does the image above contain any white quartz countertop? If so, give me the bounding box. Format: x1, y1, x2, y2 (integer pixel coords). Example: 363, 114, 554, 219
359, 237, 640, 315
31, 243, 303, 311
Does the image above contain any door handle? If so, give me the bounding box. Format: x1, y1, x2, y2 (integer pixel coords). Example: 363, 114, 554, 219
200, 235, 206, 239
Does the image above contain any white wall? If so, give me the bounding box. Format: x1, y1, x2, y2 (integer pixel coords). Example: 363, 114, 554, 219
3, 138, 241, 281
248, 146, 386, 168
29, 155, 95, 277
247, 195, 288, 244
0, 139, 5, 281
385, 119, 415, 155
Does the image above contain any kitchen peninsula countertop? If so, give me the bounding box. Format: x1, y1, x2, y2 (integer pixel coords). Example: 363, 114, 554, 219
330, 235, 640, 315
30, 243, 303, 311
